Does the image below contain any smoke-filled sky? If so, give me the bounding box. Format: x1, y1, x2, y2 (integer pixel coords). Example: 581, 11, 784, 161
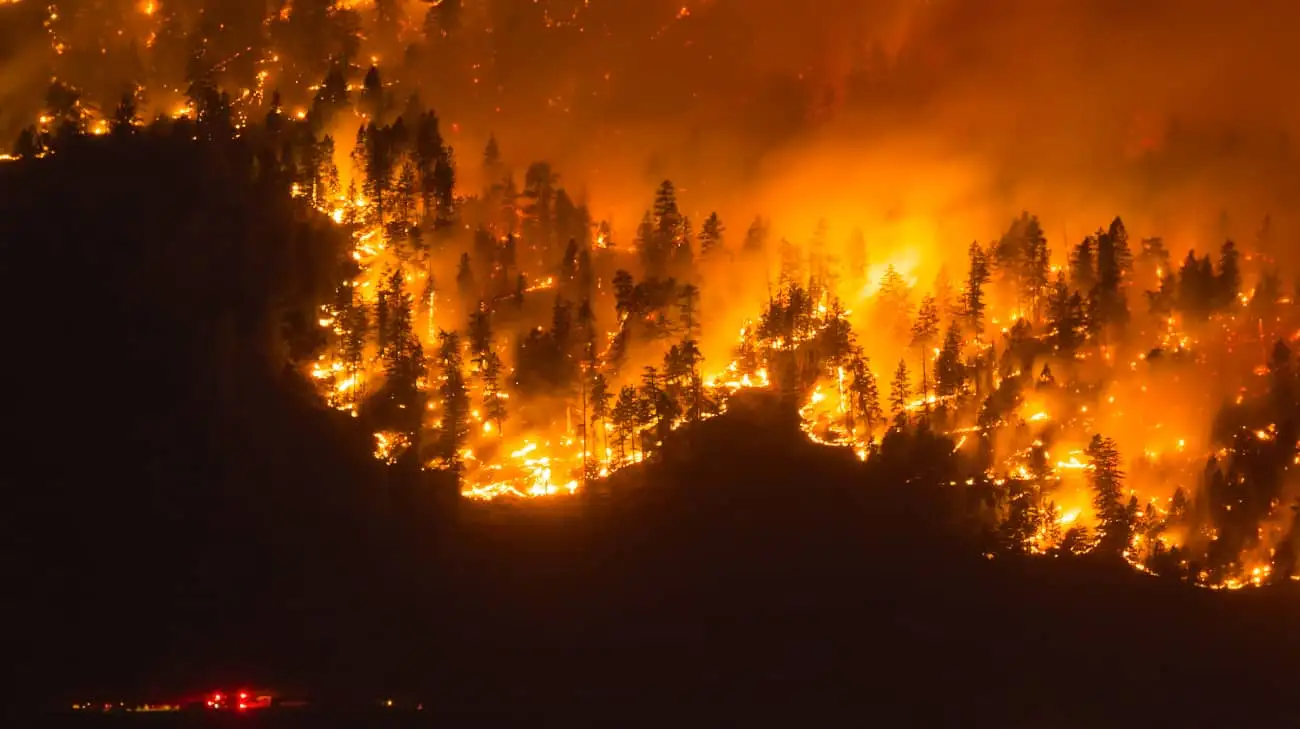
4, 0, 1300, 264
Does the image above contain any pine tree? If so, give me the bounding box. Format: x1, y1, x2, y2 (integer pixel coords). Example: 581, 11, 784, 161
1086, 434, 1130, 555
110, 90, 139, 136
934, 321, 965, 397
380, 271, 425, 437
436, 330, 471, 470
911, 294, 940, 414
635, 211, 666, 275
699, 212, 725, 257
361, 64, 384, 120
849, 353, 883, 437
1046, 272, 1084, 352
613, 385, 640, 462
890, 359, 911, 427
393, 160, 417, 235
1024, 215, 1050, 322
1093, 217, 1133, 329
336, 284, 369, 404
613, 270, 636, 323
672, 215, 694, 272
1217, 239, 1241, 309
964, 242, 991, 338
467, 305, 492, 370
1070, 237, 1097, 294
481, 350, 507, 436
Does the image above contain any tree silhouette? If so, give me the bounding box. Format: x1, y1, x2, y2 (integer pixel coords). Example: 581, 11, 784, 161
481, 351, 507, 436
910, 294, 940, 416
699, 212, 725, 257
849, 353, 883, 438
1087, 434, 1130, 555
934, 321, 965, 397
1217, 240, 1241, 309
436, 330, 471, 471
964, 242, 991, 338
890, 359, 912, 428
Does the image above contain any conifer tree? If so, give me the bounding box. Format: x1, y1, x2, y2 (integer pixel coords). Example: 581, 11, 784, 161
613, 385, 640, 462
1087, 434, 1130, 554
110, 90, 139, 136
1046, 272, 1084, 352
613, 270, 636, 324
934, 321, 965, 397
1073, 235, 1098, 291
849, 353, 883, 437
481, 350, 507, 436
1217, 239, 1241, 308
436, 330, 471, 470
468, 305, 492, 370
911, 294, 940, 413
890, 359, 911, 427
699, 213, 725, 257
964, 242, 991, 338
361, 65, 384, 120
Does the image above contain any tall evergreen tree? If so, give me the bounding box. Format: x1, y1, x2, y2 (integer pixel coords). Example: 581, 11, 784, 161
699, 212, 725, 257
964, 242, 991, 338
361, 64, 384, 120
890, 359, 912, 427
436, 330, 471, 470
1217, 239, 1241, 309
1046, 272, 1084, 352
911, 294, 941, 413
849, 353, 883, 437
481, 350, 507, 436
934, 321, 966, 397
1086, 434, 1130, 555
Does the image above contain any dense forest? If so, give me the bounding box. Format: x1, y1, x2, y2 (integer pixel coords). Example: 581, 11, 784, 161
8, 0, 1300, 724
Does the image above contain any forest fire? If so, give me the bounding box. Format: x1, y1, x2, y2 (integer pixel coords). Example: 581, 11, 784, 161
8, 0, 1300, 594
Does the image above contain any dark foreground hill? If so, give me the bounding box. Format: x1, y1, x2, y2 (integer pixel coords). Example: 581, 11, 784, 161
15, 396, 1300, 728
5, 134, 1300, 728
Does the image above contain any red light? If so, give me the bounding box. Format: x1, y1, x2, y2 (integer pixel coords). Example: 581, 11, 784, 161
212, 693, 223, 702
238, 703, 247, 710
239, 692, 248, 700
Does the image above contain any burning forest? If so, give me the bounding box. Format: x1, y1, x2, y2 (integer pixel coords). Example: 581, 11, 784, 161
8, 0, 1300, 598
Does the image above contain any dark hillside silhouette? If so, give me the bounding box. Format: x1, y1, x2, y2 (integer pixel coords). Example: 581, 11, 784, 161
4, 124, 1300, 729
